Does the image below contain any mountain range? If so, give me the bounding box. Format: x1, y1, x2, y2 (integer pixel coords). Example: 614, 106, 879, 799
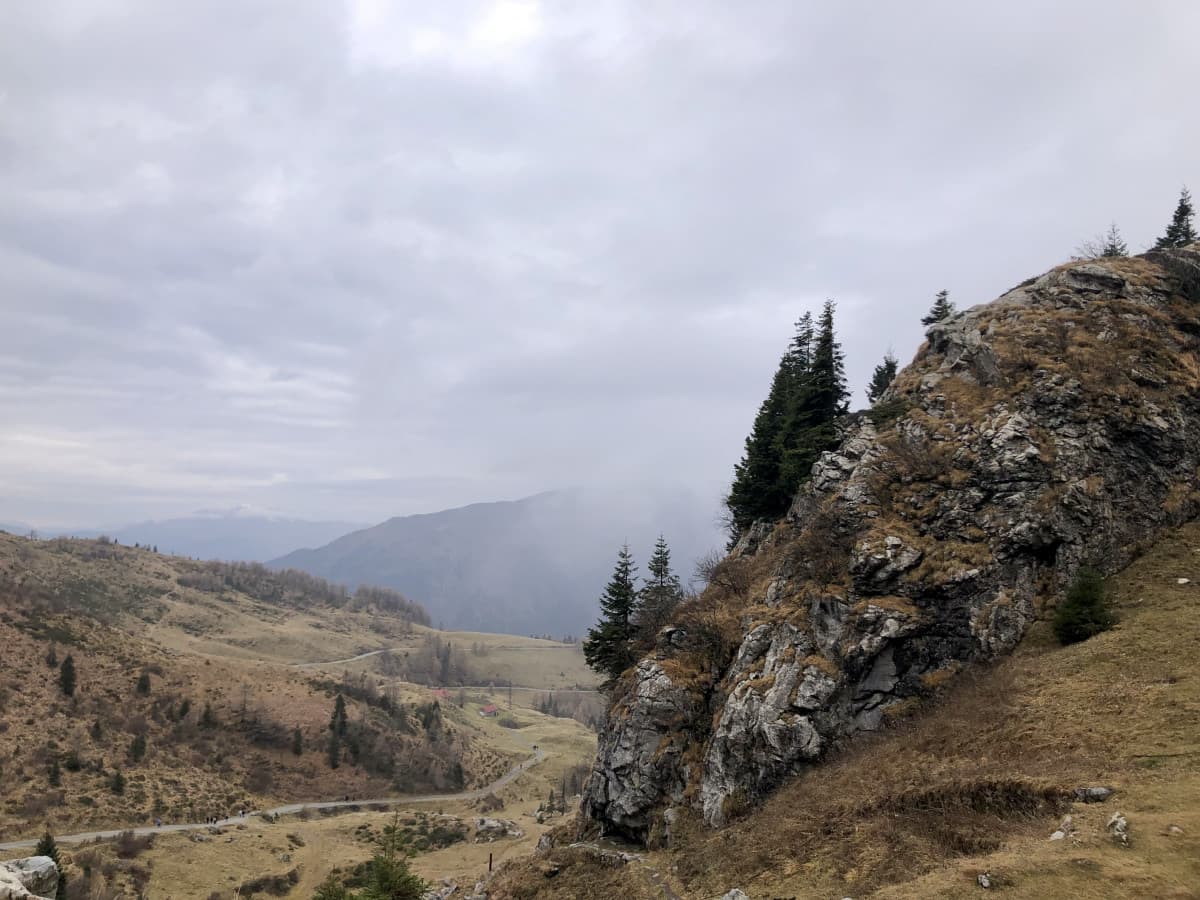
270, 488, 724, 635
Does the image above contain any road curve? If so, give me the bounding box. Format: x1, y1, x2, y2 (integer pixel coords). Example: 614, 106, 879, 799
0, 747, 545, 854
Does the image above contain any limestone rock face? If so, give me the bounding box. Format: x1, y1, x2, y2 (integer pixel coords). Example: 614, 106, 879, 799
583, 247, 1200, 840
0, 857, 58, 900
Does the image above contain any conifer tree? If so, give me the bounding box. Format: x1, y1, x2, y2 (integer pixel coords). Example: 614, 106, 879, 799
921, 289, 956, 326
46, 644, 58, 668
35, 830, 67, 900
136, 671, 151, 695
58, 655, 76, 697
330, 694, 348, 736
130, 733, 146, 763
583, 546, 639, 686
110, 770, 126, 794
1154, 187, 1197, 250
292, 727, 303, 756
1100, 222, 1129, 257
633, 536, 684, 642
866, 351, 898, 404
726, 305, 848, 540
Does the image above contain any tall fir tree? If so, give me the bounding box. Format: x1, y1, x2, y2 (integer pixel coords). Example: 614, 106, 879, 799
921, 289, 956, 326
866, 351, 898, 404
35, 831, 67, 900
58, 655, 76, 697
633, 536, 684, 642
1100, 222, 1129, 257
583, 545, 639, 686
726, 305, 848, 540
1154, 187, 1198, 250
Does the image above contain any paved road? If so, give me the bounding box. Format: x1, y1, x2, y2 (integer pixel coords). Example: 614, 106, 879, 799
0, 747, 545, 854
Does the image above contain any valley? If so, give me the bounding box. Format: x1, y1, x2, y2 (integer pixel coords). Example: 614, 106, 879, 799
0, 532, 598, 897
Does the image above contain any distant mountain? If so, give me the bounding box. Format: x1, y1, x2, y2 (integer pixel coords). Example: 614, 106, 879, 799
65, 508, 365, 562
269, 488, 725, 635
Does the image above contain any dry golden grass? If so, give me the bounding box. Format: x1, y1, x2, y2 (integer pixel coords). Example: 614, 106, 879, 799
495, 521, 1200, 899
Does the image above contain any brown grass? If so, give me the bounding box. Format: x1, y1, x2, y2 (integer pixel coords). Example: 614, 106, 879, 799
494, 520, 1200, 899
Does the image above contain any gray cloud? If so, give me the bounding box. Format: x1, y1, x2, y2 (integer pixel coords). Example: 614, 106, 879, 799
1, 0, 1198, 528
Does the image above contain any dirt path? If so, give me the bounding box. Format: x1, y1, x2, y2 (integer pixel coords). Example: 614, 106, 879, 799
0, 747, 545, 854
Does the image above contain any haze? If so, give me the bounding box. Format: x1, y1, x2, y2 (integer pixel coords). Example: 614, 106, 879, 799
2, 1, 1198, 528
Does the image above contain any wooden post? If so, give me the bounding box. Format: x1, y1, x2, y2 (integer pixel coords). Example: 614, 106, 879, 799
488, 852, 493, 872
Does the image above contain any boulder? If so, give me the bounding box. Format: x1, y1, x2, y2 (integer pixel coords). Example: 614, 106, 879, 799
1107, 812, 1130, 846
1074, 786, 1115, 803
474, 818, 523, 842
0, 856, 59, 900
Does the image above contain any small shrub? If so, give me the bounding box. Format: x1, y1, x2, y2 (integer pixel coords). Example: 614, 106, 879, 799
1053, 567, 1115, 645
114, 830, 154, 858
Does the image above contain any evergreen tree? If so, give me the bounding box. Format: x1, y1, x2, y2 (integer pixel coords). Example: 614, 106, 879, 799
35, 831, 67, 900
330, 694, 348, 736
582, 546, 639, 686
1154, 187, 1198, 250
328, 729, 341, 769
110, 770, 126, 794
136, 671, 151, 695
199, 703, 217, 729
359, 815, 427, 900
291, 727, 303, 756
726, 305, 849, 540
58, 655, 76, 697
48, 758, 61, 787
921, 289, 956, 326
130, 733, 146, 763
633, 536, 684, 643
866, 351, 898, 404
45, 644, 58, 668
1053, 567, 1115, 645
1100, 222, 1129, 257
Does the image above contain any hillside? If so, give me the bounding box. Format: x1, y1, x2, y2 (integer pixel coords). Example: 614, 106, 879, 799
494, 519, 1200, 898
491, 246, 1200, 898
0, 533, 597, 858
269, 489, 723, 635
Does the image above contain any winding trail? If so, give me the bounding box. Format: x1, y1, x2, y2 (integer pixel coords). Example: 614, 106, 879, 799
0, 747, 544, 854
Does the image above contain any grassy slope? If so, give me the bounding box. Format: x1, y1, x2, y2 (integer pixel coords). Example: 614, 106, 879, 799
0, 533, 596, 852
492, 521, 1200, 899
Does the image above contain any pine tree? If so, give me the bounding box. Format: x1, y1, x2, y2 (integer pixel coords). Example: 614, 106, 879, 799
633, 536, 684, 643
726, 305, 849, 540
1100, 222, 1128, 257
921, 289, 956, 326
136, 671, 151, 695
1154, 187, 1198, 250
1053, 567, 1115, 645
58, 655, 76, 697
291, 727, 303, 756
35, 831, 67, 900
48, 758, 61, 787
130, 733, 146, 763
582, 546, 639, 686
329, 694, 348, 737
328, 730, 342, 769
199, 703, 217, 729
866, 351, 898, 404
110, 770, 126, 795
45, 644, 58, 668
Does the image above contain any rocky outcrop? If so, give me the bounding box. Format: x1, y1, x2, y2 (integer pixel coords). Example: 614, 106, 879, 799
0, 857, 58, 900
584, 246, 1200, 840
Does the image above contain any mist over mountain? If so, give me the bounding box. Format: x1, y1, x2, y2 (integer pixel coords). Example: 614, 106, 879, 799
270, 488, 725, 635
61, 509, 365, 562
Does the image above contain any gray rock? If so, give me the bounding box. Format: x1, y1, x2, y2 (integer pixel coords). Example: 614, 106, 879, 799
0, 857, 58, 900
582, 253, 1200, 841
721, 891, 750, 900
1107, 811, 1130, 846
977, 872, 992, 889
1074, 786, 1115, 803
474, 818, 523, 842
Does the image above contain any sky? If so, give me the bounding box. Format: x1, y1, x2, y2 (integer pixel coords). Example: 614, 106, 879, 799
1, 1, 1198, 529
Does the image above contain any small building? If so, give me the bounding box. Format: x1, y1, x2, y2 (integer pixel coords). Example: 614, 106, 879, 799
479, 704, 499, 717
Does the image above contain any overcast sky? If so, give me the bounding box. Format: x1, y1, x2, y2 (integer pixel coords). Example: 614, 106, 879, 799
1, 1, 1198, 528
